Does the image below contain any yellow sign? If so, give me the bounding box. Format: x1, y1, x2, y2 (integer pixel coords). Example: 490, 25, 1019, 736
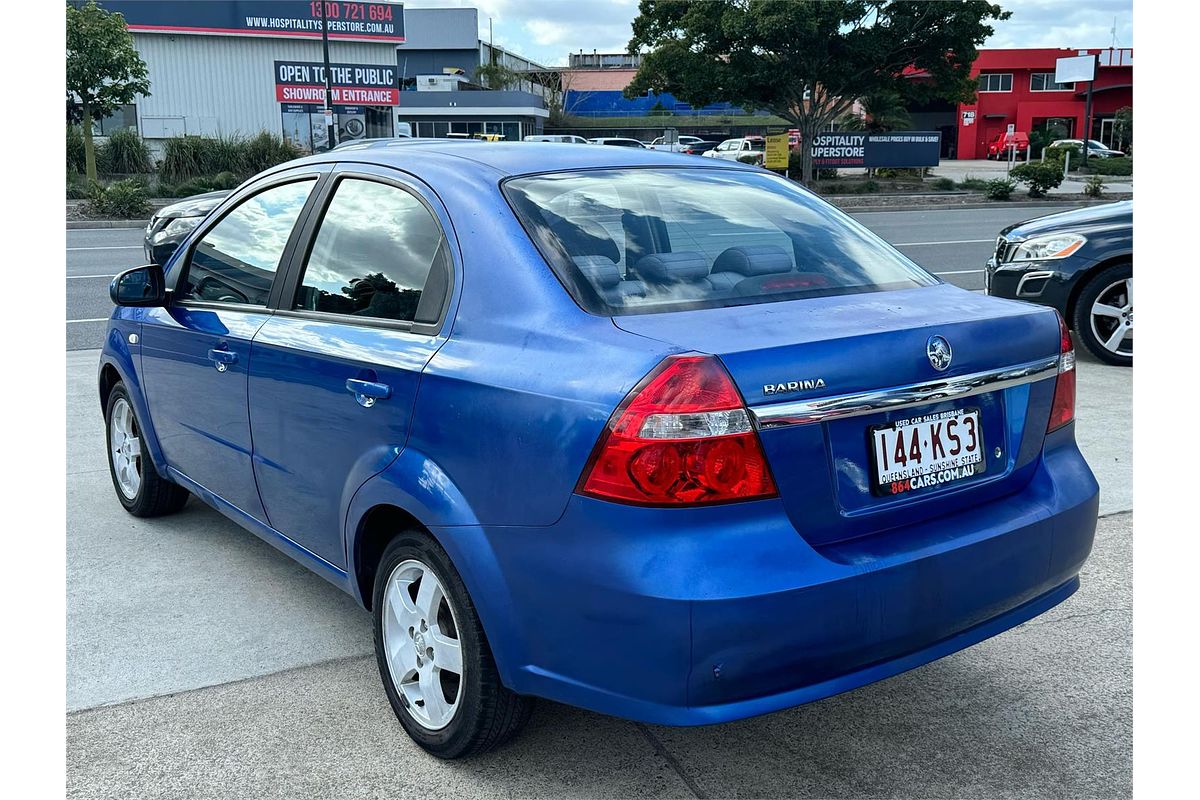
765, 133, 790, 170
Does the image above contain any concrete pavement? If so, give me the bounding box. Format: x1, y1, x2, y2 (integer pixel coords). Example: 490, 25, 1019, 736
66, 340, 1131, 798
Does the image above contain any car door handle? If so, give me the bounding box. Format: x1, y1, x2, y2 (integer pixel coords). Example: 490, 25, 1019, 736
208, 348, 238, 372
346, 378, 392, 408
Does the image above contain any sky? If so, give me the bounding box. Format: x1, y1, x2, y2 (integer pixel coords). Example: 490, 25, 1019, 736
403, 0, 1133, 67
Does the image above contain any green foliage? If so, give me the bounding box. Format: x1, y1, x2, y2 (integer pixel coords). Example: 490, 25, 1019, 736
1010, 161, 1064, 198
874, 167, 924, 180
839, 91, 912, 133
1083, 175, 1105, 198
957, 175, 989, 191
1084, 156, 1132, 176
1113, 106, 1132, 150
854, 179, 881, 194
67, 171, 90, 199
157, 171, 242, 198
67, 125, 86, 174
87, 178, 150, 218
161, 133, 300, 182
1028, 129, 1052, 158
97, 128, 152, 174
932, 177, 956, 191
737, 152, 763, 165
66, 0, 151, 180
647, 100, 672, 117
983, 178, 1016, 201
475, 62, 517, 90
625, 0, 1008, 184
1045, 143, 1082, 168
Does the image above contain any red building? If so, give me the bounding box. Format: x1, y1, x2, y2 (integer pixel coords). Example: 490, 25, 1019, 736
953, 47, 1132, 159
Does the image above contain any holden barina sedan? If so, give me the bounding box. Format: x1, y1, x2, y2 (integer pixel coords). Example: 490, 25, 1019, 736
102, 141, 1098, 758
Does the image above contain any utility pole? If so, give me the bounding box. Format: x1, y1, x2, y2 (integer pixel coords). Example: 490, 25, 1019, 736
320, 1, 336, 151
1081, 52, 1098, 167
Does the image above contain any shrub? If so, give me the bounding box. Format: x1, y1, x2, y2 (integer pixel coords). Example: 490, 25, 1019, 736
874, 167, 924, 180
67, 125, 86, 174
932, 177, 956, 191
737, 152, 763, 165
957, 175, 989, 191
97, 128, 152, 174
87, 178, 150, 218
984, 178, 1016, 201
1086, 156, 1132, 176
67, 171, 90, 199
853, 179, 880, 194
1010, 161, 1064, 198
1045, 143, 1082, 169
1083, 175, 1105, 198
239, 132, 301, 175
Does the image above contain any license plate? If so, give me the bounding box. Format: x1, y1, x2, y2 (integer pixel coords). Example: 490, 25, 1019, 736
870, 408, 985, 496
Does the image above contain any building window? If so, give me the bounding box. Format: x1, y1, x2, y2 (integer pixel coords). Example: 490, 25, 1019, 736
977, 73, 1013, 93
93, 104, 138, 136
1030, 72, 1075, 92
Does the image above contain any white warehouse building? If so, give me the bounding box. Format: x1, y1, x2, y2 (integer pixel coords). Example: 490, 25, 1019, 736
86, 1, 550, 152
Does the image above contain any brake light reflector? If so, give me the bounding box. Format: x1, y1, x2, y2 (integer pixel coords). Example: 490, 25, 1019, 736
1047, 312, 1076, 432
579, 355, 778, 505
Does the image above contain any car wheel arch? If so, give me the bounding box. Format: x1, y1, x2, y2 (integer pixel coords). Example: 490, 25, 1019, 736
1066, 254, 1133, 327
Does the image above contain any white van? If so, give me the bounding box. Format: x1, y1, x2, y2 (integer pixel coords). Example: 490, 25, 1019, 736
523, 134, 590, 144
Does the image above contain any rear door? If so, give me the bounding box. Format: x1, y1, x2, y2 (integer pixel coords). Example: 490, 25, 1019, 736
247, 166, 456, 567
140, 170, 326, 520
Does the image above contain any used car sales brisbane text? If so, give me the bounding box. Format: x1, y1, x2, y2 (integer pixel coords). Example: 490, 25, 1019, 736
101, 141, 1097, 759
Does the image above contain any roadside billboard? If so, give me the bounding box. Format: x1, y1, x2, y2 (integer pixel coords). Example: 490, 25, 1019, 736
810, 131, 941, 168
91, 1, 406, 43
764, 133, 790, 170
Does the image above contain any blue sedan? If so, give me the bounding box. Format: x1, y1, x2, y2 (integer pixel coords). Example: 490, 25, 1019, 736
100, 141, 1098, 758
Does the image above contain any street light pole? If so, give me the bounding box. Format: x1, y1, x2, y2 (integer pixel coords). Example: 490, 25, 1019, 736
320, 1, 336, 151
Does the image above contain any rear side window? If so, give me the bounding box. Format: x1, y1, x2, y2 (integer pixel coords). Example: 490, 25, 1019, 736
293, 178, 448, 324
503, 168, 937, 315
180, 179, 315, 306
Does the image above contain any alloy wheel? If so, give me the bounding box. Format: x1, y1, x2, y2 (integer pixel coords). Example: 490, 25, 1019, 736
381, 559, 464, 731
1089, 277, 1133, 357
110, 397, 142, 499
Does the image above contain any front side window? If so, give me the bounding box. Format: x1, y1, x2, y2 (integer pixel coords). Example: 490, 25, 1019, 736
504, 168, 937, 316
179, 179, 316, 306
978, 73, 1013, 92
293, 178, 447, 324
1030, 72, 1075, 92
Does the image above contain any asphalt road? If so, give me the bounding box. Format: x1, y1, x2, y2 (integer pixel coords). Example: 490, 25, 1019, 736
66, 202, 1130, 798
64, 205, 1080, 351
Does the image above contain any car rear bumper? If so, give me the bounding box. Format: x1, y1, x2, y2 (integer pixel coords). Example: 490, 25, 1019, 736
437, 427, 1097, 726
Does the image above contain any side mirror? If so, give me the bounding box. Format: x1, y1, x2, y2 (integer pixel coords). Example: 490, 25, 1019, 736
110, 264, 166, 307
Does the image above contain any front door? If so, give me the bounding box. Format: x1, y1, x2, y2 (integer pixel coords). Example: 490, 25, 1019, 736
140, 174, 323, 521
248, 168, 455, 566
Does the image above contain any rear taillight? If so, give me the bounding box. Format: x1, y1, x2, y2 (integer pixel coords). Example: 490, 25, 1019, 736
578, 355, 778, 506
1047, 312, 1076, 431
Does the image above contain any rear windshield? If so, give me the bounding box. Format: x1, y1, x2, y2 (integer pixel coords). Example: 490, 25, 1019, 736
503, 167, 938, 315
746, 140, 765, 150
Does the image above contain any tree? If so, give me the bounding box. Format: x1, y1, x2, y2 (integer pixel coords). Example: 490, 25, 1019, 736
840, 91, 912, 133
476, 62, 518, 90
626, 0, 1008, 184
66, 0, 151, 181
1113, 106, 1132, 153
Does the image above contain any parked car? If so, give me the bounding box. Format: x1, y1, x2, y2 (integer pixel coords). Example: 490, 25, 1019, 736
1045, 138, 1125, 159
986, 200, 1132, 366
703, 136, 766, 164
143, 190, 231, 265
986, 131, 1030, 159
587, 137, 646, 148
646, 135, 708, 152
103, 142, 1097, 759
681, 140, 719, 155
524, 134, 590, 144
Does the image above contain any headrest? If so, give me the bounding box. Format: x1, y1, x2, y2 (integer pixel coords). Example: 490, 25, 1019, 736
712, 245, 792, 276
635, 251, 709, 283
574, 256, 622, 289
546, 212, 621, 263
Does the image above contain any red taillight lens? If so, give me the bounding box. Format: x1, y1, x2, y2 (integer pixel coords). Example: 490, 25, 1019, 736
578, 355, 778, 505
1047, 312, 1076, 432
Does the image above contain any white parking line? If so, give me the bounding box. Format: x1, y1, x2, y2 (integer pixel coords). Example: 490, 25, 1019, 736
67, 274, 116, 280
66, 245, 142, 251
891, 238, 993, 246
67, 318, 109, 324
932, 269, 985, 275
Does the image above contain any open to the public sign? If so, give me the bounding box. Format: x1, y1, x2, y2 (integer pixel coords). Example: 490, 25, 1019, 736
870, 408, 985, 496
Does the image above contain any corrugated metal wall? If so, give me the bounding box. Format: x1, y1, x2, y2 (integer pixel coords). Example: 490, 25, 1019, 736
132, 33, 398, 140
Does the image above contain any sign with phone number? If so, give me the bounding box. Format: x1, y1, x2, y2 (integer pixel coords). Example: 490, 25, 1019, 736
91, 1, 406, 43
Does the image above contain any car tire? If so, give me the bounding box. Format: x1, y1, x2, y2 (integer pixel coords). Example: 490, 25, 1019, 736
1072, 262, 1133, 367
372, 531, 533, 759
105, 381, 190, 517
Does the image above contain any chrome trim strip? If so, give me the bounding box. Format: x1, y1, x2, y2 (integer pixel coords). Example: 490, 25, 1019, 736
749, 355, 1060, 429
1016, 270, 1055, 296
